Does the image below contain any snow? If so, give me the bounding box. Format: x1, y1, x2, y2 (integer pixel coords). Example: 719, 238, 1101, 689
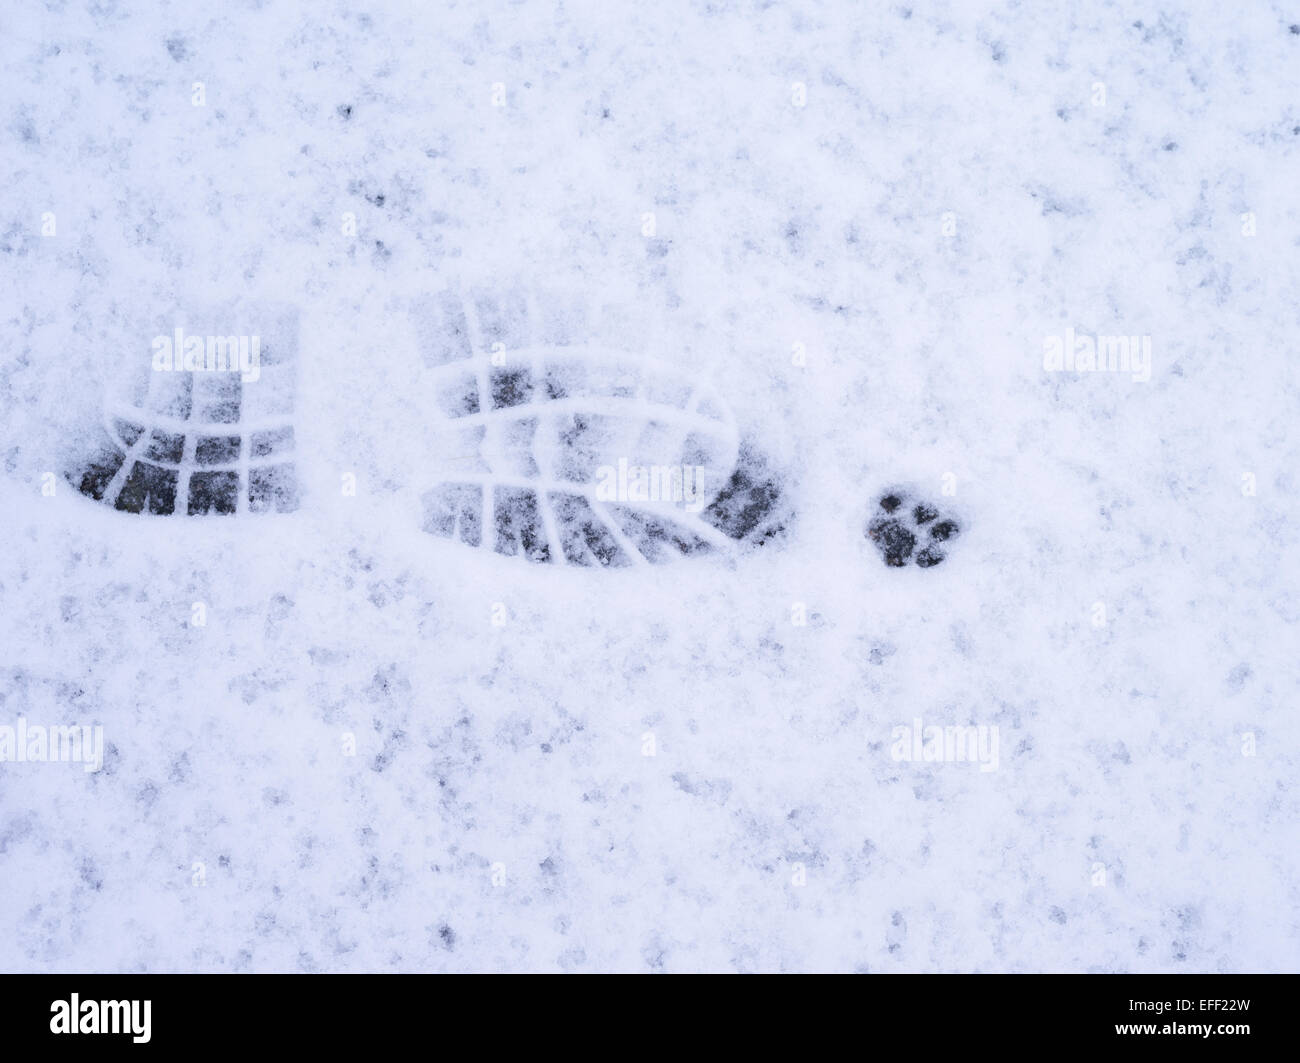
0, 0, 1297, 972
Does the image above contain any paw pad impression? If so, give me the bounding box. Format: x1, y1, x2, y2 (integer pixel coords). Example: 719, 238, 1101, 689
866, 490, 960, 568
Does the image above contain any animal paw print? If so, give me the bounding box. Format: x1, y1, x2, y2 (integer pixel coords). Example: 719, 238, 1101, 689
414, 288, 788, 566
866, 491, 959, 568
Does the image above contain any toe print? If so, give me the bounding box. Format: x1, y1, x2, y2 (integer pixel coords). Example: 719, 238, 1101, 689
866, 489, 960, 568
414, 289, 788, 566
67, 307, 300, 516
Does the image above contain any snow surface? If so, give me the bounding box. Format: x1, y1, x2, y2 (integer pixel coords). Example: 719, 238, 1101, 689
1, 0, 1297, 972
